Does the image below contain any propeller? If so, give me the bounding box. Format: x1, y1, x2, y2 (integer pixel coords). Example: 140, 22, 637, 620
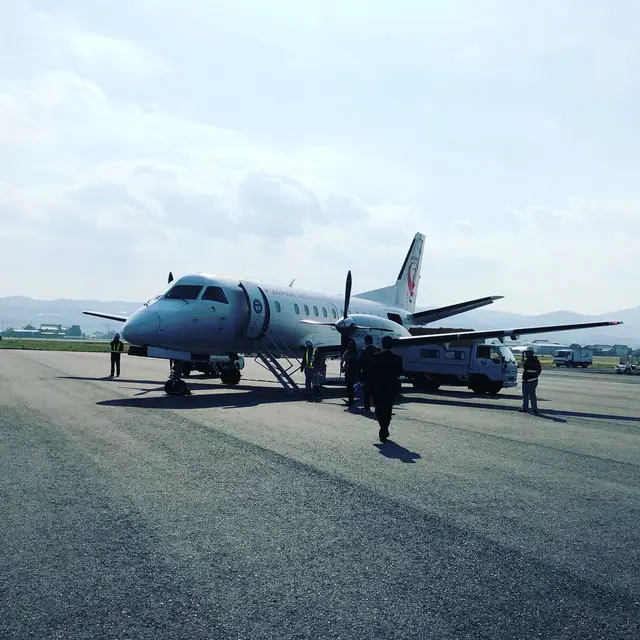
343, 270, 352, 319
298, 270, 395, 337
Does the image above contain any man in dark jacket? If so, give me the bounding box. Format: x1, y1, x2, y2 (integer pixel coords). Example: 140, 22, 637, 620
520, 347, 541, 413
341, 339, 359, 407
109, 333, 124, 377
369, 336, 404, 441
358, 334, 380, 411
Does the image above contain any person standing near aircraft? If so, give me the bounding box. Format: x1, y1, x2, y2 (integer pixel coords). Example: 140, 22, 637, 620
358, 335, 380, 412
313, 349, 326, 400
520, 347, 541, 414
109, 333, 124, 377
370, 337, 404, 441
300, 340, 318, 399
341, 340, 359, 407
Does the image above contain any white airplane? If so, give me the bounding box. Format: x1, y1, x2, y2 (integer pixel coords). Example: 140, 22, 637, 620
83, 232, 623, 395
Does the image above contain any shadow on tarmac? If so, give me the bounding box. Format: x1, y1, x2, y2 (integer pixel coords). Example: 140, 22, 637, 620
81, 375, 640, 424
373, 440, 422, 463
96, 384, 348, 410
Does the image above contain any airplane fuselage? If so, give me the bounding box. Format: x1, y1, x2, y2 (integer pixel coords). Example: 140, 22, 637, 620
121, 273, 413, 356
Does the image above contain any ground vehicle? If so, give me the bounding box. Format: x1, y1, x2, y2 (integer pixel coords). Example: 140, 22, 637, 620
552, 348, 593, 368
177, 353, 245, 384
398, 340, 519, 395
615, 363, 640, 375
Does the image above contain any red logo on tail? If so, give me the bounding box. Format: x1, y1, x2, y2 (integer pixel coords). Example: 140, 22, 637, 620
407, 262, 418, 298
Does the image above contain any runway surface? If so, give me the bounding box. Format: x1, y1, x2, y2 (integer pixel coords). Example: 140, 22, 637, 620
1, 350, 639, 639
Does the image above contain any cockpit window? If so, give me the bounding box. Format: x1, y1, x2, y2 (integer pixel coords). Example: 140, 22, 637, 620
202, 286, 229, 304
165, 284, 203, 300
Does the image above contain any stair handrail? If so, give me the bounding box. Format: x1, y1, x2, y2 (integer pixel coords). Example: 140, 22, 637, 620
253, 348, 299, 391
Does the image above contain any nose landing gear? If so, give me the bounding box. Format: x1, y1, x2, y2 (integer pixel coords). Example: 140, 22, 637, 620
165, 360, 191, 395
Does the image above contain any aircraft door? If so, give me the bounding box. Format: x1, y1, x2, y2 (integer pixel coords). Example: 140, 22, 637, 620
238, 281, 270, 339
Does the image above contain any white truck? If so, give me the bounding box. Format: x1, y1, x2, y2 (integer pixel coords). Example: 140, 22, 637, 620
551, 348, 593, 368
398, 340, 519, 395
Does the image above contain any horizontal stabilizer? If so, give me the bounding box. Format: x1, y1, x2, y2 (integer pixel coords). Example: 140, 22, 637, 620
82, 311, 128, 323
410, 296, 504, 325
386, 320, 624, 348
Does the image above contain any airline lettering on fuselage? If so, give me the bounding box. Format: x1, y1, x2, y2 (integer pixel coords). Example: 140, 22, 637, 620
267, 289, 319, 300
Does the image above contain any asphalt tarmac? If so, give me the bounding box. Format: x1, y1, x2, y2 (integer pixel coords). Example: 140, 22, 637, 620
1, 351, 639, 639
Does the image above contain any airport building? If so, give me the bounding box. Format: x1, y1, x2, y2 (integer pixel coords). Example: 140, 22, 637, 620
2, 323, 84, 339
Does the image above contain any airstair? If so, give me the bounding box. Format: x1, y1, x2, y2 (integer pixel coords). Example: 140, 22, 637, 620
252, 328, 301, 392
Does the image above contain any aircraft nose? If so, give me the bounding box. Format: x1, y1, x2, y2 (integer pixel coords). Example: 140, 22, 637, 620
122, 310, 161, 345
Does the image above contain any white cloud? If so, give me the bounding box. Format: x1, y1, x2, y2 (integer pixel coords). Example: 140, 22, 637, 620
0, 2, 639, 316
69, 33, 170, 77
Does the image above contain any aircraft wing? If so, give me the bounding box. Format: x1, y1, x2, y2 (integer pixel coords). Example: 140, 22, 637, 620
82, 311, 128, 323
385, 320, 623, 348
410, 296, 504, 325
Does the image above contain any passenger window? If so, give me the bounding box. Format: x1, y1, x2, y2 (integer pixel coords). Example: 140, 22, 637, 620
202, 286, 229, 304
294, 303, 300, 314
322, 307, 328, 317
275, 301, 281, 312
313, 306, 319, 316
331, 308, 337, 318
304, 305, 309, 315
165, 284, 203, 300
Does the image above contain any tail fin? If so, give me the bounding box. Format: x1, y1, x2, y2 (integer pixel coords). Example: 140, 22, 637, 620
356, 232, 425, 312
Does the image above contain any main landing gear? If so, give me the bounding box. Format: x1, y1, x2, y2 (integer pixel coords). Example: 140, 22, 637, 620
164, 358, 243, 395
220, 366, 241, 385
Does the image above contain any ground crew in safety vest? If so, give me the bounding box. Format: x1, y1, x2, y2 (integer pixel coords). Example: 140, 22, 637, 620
300, 339, 320, 399
109, 333, 124, 377
520, 347, 541, 414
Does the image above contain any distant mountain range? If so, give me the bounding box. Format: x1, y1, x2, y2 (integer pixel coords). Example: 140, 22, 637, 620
1, 296, 638, 346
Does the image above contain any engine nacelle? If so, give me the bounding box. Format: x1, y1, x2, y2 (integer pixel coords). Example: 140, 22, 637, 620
341, 313, 412, 338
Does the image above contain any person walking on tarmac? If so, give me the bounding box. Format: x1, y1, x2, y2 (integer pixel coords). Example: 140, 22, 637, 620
300, 339, 319, 399
109, 332, 124, 377
369, 336, 404, 441
358, 334, 380, 412
520, 347, 541, 414
341, 339, 359, 407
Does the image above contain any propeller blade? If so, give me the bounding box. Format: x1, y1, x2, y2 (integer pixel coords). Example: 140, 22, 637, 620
343, 270, 352, 319
168, 271, 174, 284
352, 325, 395, 332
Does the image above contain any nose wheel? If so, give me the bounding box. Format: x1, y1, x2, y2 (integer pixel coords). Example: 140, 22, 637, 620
165, 360, 192, 395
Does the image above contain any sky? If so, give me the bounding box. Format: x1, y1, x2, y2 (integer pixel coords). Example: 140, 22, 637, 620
1, 0, 639, 315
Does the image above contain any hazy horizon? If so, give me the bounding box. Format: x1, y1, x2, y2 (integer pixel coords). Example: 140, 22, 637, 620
2, 2, 639, 315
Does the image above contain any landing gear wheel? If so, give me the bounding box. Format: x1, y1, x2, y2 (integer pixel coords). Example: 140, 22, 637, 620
221, 368, 241, 385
